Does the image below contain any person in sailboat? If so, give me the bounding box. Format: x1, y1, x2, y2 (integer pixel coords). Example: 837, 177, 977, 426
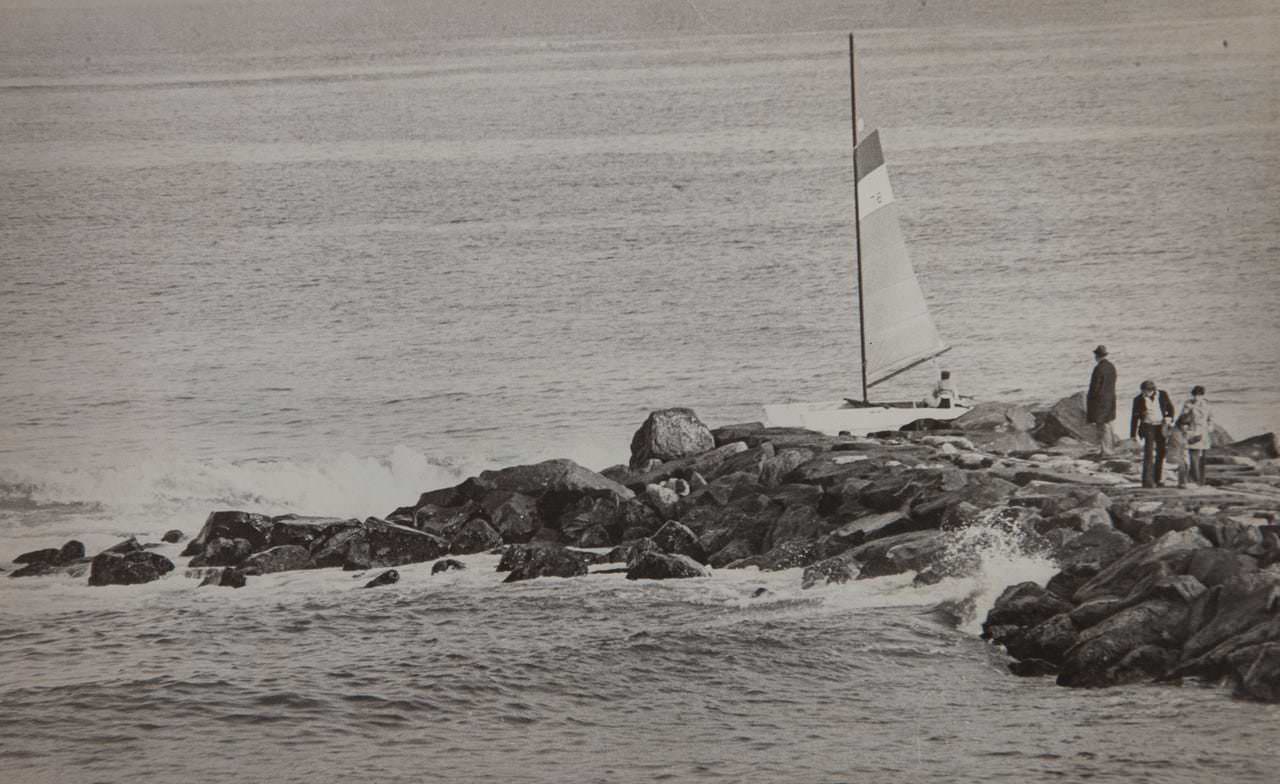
1086, 345, 1117, 457
928, 370, 959, 409
1130, 379, 1176, 488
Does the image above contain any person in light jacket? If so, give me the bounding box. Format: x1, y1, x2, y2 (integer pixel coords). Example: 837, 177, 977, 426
1130, 380, 1175, 488
1180, 385, 1213, 485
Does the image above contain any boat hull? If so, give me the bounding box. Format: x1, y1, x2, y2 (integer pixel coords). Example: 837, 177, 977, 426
763, 400, 969, 436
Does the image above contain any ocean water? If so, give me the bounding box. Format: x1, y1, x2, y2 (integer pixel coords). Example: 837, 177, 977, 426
2, 1, 1279, 780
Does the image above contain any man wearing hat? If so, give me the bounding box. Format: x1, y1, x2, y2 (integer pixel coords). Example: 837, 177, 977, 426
1130, 379, 1176, 488
1086, 345, 1117, 457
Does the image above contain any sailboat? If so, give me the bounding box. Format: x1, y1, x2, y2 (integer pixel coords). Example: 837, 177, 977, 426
764, 35, 970, 435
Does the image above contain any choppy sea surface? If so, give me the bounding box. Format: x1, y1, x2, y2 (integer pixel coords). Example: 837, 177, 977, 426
2, 1, 1278, 781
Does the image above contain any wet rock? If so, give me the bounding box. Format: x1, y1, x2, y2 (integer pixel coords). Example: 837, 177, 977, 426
625, 551, 711, 580
431, 558, 465, 574
651, 520, 706, 563
801, 552, 860, 589
1230, 642, 1280, 702
984, 583, 1074, 634
103, 537, 144, 555
502, 545, 589, 582
826, 510, 923, 550
477, 492, 541, 542
199, 567, 246, 588
755, 539, 823, 571
267, 516, 360, 550
13, 547, 62, 566
363, 569, 400, 588
707, 539, 754, 568
341, 519, 449, 571
603, 538, 661, 568
449, 518, 503, 555
1069, 598, 1127, 630
1005, 613, 1078, 665
1071, 528, 1212, 604
765, 504, 829, 551
189, 537, 254, 568
470, 458, 635, 506
182, 511, 273, 557
242, 544, 313, 575
89, 550, 175, 586
161, 530, 185, 544
9, 561, 61, 578
853, 530, 946, 580
629, 408, 715, 468
1057, 599, 1189, 687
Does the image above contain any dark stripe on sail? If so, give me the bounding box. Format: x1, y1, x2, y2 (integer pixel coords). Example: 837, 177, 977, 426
855, 130, 884, 182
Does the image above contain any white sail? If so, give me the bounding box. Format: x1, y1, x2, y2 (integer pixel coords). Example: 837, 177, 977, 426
855, 130, 949, 387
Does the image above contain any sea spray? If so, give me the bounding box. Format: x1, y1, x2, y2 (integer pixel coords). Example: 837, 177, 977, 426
926, 509, 1061, 635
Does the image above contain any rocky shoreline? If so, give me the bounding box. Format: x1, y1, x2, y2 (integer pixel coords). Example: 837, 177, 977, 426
9, 394, 1280, 702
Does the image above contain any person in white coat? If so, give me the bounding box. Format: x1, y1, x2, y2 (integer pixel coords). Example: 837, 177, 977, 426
1180, 385, 1213, 485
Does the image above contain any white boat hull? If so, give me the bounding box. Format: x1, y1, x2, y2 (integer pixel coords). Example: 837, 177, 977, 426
763, 400, 970, 436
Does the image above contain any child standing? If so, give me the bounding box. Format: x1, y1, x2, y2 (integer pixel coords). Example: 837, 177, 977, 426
1166, 414, 1191, 489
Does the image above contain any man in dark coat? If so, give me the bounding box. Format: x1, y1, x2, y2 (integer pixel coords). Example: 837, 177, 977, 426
1086, 345, 1117, 456
1130, 379, 1176, 488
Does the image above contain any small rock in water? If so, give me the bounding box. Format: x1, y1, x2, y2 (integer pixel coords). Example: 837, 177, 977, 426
431, 558, 465, 575
751, 587, 769, 598
161, 530, 185, 543
363, 569, 400, 588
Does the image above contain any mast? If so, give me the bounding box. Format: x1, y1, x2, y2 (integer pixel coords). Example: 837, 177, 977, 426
849, 33, 868, 403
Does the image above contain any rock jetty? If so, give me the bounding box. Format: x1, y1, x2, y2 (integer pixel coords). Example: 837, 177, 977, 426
8, 396, 1280, 701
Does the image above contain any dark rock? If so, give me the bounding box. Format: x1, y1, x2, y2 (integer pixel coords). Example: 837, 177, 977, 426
199, 567, 246, 588
1069, 598, 1127, 630
1071, 529, 1212, 604
1032, 392, 1098, 445
9, 561, 60, 578
852, 530, 946, 580
826, 511, 924, 550
1174, 573, 1280, 674
13, 547, 62, 566
707, 539, 754, 568
161, 530, 185, 544
858, 472, 926, 512
88, 550, 175, 586
188, 537, 253, 568
765, 504, 830, 551
342, 519, 449, 571
449, 518, 503, 555
626, 551, 711, 580
558, 496, 656, 548
603, 538, 661, 568
1230, 642, 1280, 702
1052, 527, 1133, 575
502, 545, 589, 582
984, 583, 1073, 633
1228, 433, 1279, 460
477, 492, 541, 542
183, 511, 273, 556
651, 521, 706, 563
1057, 599, 1190, 687
472, 458, 635, 505
754, 539, 822, 571
431, 558, 466, 574
242, 545, 313, 575
629, 408, 715, 469
759, 448, 815, 488
801, 552, 860, 589
710, 422, 765, 447
953, 402, 1036, 432
268, 516, 360, 550
1005, 613, 1078, 665
363, 569, 400, 588
624, 442, 751, 490
1102, 645, 1180, 686
103, 537, 144, 555
1187, 548, 1258, 588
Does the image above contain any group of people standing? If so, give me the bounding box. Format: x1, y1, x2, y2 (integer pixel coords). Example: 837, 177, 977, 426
1085, 345, 1214, 489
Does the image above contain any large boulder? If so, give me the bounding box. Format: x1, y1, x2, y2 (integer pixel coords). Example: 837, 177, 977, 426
1230, 643, 1280, 702
801, 552, 861, 589
448, 518, 503, 555
479, 492, 542, 543
1071, 528, 1213, 604
1033, 392, 1097, 445
629, 408, 715, 468
199, 567, 246, 588
188, 537, 254, 568
471, 458, 635, 504
1056, 598, 1190, 687
651, 521, 706, 563
309, 518, 447, 571
88, 551, 175, 587
626, 551, 711, 580
953, 402, 1036, 433
267, 516, 360, 550
182, 511, 274, 557
502, 545, 590, 582
242, 545, 313, 575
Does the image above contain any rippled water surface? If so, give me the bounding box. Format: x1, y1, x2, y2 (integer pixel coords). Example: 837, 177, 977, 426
2, 0, 1279, 780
